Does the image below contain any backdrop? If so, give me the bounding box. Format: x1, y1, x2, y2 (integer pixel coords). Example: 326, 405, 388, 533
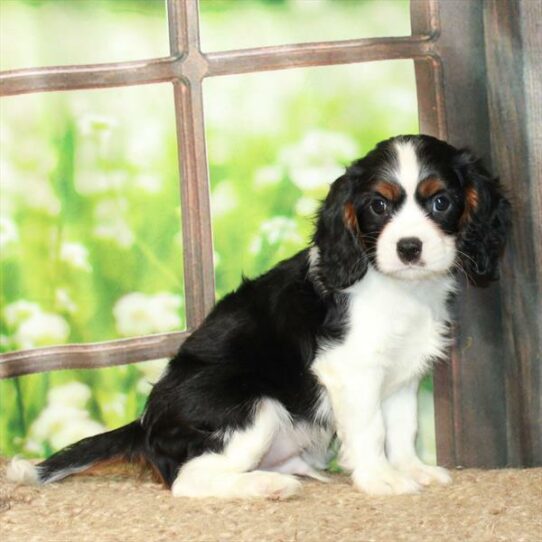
0, 0, 436, 464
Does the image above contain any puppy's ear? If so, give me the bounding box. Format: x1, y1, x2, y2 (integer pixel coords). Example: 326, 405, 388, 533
312, 173, 368, 291
455, 150, 511, 287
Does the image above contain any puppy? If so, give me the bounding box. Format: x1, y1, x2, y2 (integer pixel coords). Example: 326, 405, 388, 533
8, 135, 510, 498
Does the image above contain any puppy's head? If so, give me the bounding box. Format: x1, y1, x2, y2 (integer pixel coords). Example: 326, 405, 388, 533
313, 135, 510, 291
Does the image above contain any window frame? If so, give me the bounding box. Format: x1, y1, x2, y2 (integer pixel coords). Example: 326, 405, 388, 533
0, 0, 445, 377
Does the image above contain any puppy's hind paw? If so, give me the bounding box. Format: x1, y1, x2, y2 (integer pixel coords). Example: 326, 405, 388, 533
248, 472, 302, 500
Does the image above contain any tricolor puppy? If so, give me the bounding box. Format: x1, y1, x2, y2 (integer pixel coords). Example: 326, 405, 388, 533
8, 135, 510, 498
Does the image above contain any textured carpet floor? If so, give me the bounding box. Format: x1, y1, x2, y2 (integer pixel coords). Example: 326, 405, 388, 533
1, 459, 540, 542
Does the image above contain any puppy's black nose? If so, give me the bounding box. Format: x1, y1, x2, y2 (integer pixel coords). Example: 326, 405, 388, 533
397, 237, 422, 263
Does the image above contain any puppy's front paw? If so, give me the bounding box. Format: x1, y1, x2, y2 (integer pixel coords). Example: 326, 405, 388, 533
352, 465, 421, 496
396, 462, 452, 486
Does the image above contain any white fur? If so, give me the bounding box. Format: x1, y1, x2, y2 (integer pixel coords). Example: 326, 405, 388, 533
313, 267, 454, 495
6, 457, 40, 485
394, 140, 421, 195
6, 457, 90, 485
377, 141, 457, 279
383, 382, 451, 486
171, 398, 330, 499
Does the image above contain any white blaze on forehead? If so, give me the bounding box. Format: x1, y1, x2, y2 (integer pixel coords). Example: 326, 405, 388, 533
374, 139, 457, 279
394, 141, 421, 196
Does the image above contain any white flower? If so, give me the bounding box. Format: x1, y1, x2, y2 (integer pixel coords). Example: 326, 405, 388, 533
14, 312, 70, 349
3, 300, 41, 328
48, 381, 91, 409
103, 393, 127, 417
260, 216, 302, 245
42, 406, 104, 450
136, 358, 168, 383
26, 381, 105, 452
50, 418, 105, 451
1, 154, 60, 216
211, 181, 238, 217
135, 173, 162, 194
280, 131, 359, 191
93, 198, 134, 248
113, 292, 182, 337
55, 288, 78, 314
254, 166, 282, 188
60, 242, 92, 271
295, 196, 319, 217
75, 170, 127, 196
125, 120, 164, 166
249, 216, 303, 255
0, 216, 18, 251
135, 359, 167, 398
23, 438, 43, 455
15, 176, 61, 215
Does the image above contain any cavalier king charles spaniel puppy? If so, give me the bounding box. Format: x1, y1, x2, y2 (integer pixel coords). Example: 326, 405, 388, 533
8, 135, 510, 499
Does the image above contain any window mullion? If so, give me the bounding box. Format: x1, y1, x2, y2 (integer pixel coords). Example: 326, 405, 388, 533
170, 0, 215, 328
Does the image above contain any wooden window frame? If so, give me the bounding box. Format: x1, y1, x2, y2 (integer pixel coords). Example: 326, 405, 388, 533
0, 0, 445, 374
1, 0, 540, 469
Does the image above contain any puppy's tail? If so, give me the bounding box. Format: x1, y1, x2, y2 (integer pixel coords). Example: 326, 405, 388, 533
6, 420, 145, 486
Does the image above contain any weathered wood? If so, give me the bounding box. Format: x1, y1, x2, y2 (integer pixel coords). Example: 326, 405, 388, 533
410, 0, 454, 466
410, 0, 447, 140
0, 332, 189, 379
168, 0, 216, 327
414, 0, 542, 468
0, 38, 435, 97
437, 0, 511, 468
483, 0, 542, 467
0, 57, 178, 96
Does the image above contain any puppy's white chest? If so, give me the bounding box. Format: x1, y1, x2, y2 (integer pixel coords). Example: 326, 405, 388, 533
314, 269, 454, 398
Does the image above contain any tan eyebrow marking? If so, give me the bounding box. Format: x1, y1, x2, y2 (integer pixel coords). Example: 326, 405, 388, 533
418, 176, 446, 199
373, 180, 402, 201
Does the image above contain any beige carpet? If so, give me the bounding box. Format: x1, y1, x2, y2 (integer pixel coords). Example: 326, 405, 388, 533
1, 459, 541, 542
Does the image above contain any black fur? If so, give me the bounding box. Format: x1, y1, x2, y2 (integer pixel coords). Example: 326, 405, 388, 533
37, 422, 144, 482
35, 250, 347, 487
32, 135, 510, 488
453, 150, 511, 286
313, 174, 369, 291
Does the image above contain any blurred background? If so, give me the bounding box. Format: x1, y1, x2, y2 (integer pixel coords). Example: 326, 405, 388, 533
0, 0, 435, 464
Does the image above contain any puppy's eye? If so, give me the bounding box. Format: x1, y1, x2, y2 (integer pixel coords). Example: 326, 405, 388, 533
370, 197, 388, 215
432, 194, 451, 213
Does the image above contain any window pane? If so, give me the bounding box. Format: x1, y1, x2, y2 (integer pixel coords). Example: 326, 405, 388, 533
1, 84, 185, 352
200, 0, 411, 52
0, 0, 169, 70
205, 60, 418, 297
0, 359, 169, 457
